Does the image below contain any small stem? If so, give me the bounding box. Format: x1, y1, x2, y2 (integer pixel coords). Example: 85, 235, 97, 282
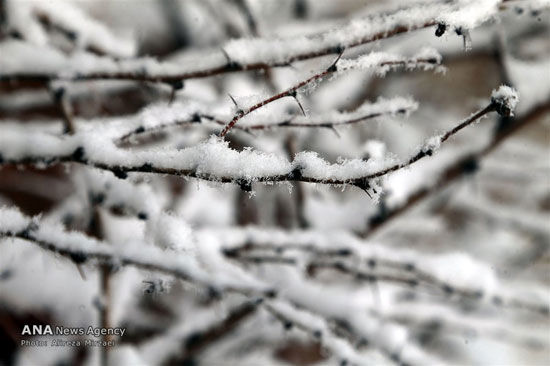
219, 67, 332, 137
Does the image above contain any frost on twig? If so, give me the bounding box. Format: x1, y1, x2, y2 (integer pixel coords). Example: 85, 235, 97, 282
4, 1, 136, 57
491, 85, 519, 117
218, 49, 441, 137
0, 206, 273, 296
114, 96, 418, 143
0, 90, 505, 197
0, 0, 500, 84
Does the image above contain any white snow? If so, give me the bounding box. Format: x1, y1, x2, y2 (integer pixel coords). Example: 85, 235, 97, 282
491, 85, 520, 117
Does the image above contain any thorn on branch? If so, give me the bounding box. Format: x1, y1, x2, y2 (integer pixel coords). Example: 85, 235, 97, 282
221, 48, 241, 70
140, 163, 154, 172
353, 178, 372, 197
52, 86, 65, 102
327, 49, 344, 73
191, 113, 202, 123
69, 251, 89, 264
287, 166, 303, 180
51, 86, 76, 134
290, 92, 306, 116
112, 167, 128, 179
20, 222, 39, 239
236, 178, 253, 192
228, 94, 244, 116
167, 80, 184, 105
435, 23, 447, 37
72, 146, 86, 162
328, 125, 341, 138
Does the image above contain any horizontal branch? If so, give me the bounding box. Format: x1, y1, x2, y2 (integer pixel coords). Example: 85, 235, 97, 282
0, 207, 273, 297
0, 88, 513, 196
4, 1, 135, 58
0, 0, 502, 84
364, 95, 546, 237
115, 95, 417, 143
211, 225, 550, 316
114, 95, 417, 145
226, 246, 550, 316
264, 300, 369, 365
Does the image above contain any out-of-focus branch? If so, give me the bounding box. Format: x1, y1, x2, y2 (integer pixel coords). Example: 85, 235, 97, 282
0, 215, 274, 297
178, 302, 258, 362
225, 246, 550, 316
0, 22, 439, 86
363, 101, 548, 237
116, 103, 414, 144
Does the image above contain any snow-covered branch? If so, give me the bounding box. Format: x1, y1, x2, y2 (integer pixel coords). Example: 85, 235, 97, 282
0, 88, 513, 196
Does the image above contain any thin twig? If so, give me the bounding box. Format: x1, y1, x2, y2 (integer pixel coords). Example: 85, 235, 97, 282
0, 22, 438, 86
218, 55, 433, 137
362, 104, 550, 237
116, 101, 415, 144
0, 102, 500, 194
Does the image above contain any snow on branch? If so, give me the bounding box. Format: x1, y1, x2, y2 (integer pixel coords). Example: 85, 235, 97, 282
116, 97, 417, 143
365, 88, 542, 238
211, 226, 549, 315
0, 206, 273, 296
4, 1, 136, 57
223, 0, 500, 66
0, 88, 515, 196
264, 300, 370, 365
0, 0, 500, 84
138, 301, 259, 364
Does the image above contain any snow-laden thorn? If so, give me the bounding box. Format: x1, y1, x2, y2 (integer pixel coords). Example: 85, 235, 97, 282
435, 23, 447, 37
491, 85, 519, 117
